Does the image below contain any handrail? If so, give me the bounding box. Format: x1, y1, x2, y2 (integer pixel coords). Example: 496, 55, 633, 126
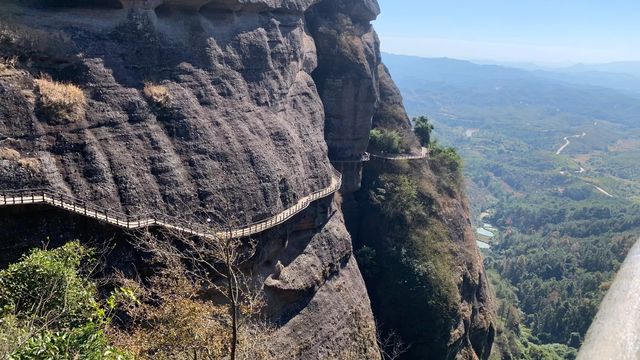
0, 168, 342, 241
331, 147, 428, 164
368, 147, 429, 161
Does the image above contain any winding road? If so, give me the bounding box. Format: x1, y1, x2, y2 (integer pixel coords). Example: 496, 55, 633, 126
556, 132, 586, 155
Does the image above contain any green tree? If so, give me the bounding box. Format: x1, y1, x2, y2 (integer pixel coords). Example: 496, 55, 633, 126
369, 128, 404, 154
0, 242, 129, 359
413, 116, 434, 146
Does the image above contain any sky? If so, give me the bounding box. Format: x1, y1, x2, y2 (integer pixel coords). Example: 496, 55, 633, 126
374, 0, 640, 65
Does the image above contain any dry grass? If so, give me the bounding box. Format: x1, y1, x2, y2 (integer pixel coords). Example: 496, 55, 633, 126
0, 147, 20, 161
35, 77, 86, 124
18, 158, 41, 172
143, 82, 170, 105
0, 56, 18, 76
0, 147, 41, 172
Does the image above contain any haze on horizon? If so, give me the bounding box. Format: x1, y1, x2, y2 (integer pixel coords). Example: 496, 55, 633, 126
375, 0, 640, 66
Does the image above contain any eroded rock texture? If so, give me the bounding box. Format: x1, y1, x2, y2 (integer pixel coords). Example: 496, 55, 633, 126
0, 1, 378, 358
306, 0, 381, 193
0, 0, 494, 358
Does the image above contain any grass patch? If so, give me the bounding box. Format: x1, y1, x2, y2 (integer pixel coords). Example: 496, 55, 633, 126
0, 147, 20, 161
0, 56, 18, 76
143, 82, 170, 106
35, 77, 86, 124
0, 147, 41, 172
18, 158, 41, 172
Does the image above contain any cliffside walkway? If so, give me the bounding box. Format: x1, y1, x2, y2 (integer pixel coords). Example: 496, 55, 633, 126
368, 146, 429, 161
331, 147, 429, 163
0, 169, 342, 240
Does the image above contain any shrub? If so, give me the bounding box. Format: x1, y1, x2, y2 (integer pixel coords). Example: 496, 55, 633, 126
35, 77, 86, 124
0, 242, 130, 359
143, 82, 170, 105
369, 174, 422, 223
430, 144, 464, 187
0, 241, 97, 327
110, 255, 278, 359
12, 324, 128, 360
369, 128, 404, 154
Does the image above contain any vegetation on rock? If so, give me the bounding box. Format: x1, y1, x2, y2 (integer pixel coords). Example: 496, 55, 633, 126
0, 241, 129, 359
413, 116, 434, 147
369, 128, 406, 154
354, 135, 492, 359
35, 77, 86, 124
143, 82, 170, 106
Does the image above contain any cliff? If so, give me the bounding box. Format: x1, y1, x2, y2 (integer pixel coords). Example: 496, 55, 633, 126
306, 1, 494, 358
0, 0, 493, 358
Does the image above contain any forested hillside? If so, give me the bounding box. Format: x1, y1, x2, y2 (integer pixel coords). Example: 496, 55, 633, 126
384, 53, 640, 359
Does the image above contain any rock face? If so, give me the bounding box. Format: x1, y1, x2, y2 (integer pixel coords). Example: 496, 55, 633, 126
0, 1, 378, 358
304, 1, 494, 356
306, 0, 381, 193
0, 0, 494, 358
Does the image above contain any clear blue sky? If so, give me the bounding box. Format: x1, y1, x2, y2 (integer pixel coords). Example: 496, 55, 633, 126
374, 0, 640, 64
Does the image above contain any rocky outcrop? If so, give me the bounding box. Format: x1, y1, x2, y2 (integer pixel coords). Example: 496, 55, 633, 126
306, 0, 381, 193
347, 53, 495, 359
304, 0, 495, 355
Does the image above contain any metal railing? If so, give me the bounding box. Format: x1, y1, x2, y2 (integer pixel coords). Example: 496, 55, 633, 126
0, 168, 342, 241
368, 147, 429, 161
331, 147, 428, 164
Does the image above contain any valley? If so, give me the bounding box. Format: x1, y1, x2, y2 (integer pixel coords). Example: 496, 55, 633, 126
384, 53, 640, 359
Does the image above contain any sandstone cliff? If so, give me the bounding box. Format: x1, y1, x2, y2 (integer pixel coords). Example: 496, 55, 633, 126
0, 0, 493, 358
0, 1, 378, 358
306, 1, 494, 358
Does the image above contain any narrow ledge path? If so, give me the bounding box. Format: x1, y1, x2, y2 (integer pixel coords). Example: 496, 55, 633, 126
331, 147, 429, 164
1, 147, 429, 240
0, 169, 342, 240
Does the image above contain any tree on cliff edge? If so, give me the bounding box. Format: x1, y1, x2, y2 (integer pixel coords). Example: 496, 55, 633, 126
413, 116, 434, 147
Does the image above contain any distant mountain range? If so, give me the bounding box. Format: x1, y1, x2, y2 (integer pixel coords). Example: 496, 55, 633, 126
381, 53, 640, 131
562, 61, 640, 77
383, 53, 640, 96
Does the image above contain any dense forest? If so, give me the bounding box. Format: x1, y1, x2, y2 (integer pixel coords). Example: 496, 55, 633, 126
452, 133, 640, 359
